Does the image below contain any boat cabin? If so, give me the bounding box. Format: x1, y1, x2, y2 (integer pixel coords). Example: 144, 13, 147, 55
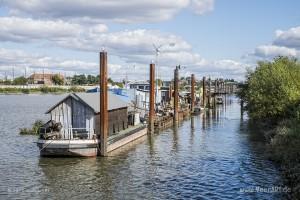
46, 92, 129, 140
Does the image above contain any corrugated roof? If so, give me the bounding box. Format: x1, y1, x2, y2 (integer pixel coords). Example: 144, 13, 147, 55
46, 92, 128, 114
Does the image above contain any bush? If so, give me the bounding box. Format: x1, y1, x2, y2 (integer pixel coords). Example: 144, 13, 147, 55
21, 88, 30, 94
19, 120, 44, 135
269, 120, 300, 198
68, 86, 85, 92
240, 56, 300, 120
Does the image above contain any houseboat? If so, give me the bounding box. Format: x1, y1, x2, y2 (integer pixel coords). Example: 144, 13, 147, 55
37, 92, 147, 157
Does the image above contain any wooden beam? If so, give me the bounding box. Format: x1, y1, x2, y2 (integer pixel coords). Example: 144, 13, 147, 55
174, 66, 179, 123
191, 74, 195, 112
99, 51, 108, 156
202, 76, 206, 108
148, 63, 155, 134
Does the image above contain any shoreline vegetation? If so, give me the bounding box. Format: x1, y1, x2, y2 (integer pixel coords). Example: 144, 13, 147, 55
0, 86, 85, 94
238, 56, 300, 198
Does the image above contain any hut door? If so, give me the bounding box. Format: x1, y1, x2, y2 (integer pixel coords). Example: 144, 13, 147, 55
72, 99, 86, 131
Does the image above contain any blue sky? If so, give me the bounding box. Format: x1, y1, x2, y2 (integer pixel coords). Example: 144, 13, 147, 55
0, 0, 300, 81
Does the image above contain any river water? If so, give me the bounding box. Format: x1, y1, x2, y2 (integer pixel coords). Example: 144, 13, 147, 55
0, 94, 289, 199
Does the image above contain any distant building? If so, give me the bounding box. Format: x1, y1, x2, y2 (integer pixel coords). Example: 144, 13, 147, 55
28, 73, 64, 85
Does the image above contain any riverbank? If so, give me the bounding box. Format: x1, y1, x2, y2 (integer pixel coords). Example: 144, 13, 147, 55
238, 56, 300, 199
268, 120, 300, 198
0, 86, 85, 94
247, 119, 300, 198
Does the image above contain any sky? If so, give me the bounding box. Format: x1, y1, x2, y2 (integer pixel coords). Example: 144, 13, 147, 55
0, 0, 300, 81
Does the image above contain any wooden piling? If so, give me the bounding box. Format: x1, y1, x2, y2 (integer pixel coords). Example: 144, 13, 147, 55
208, 77, 211, 108
191, 74, 195, 113
169, 82, 173, 103
174, 66, 179, 123
202, 76, 206, 109
148, 63, 155, 134
99, 51, 108, 156
214, 79, 218, 108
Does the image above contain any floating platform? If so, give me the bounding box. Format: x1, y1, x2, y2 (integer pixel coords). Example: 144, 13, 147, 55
37, 139, 98, 157
37, 125, 147, 157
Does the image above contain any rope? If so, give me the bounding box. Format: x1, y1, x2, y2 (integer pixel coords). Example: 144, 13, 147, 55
39, 139, 55, 152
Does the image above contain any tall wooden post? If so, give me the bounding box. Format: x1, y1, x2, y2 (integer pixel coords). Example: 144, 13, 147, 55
202, 76, 206, 108
169, 82, 173, 103
148, 63, 155, 134
174, 66, 179, 123
191, 74, 195, 113
215, 79, 218, 94
214, 79, 218, 108
208, 77, 211, 109
99, 51, 108, 156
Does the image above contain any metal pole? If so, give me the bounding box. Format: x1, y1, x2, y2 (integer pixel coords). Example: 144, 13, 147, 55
191, 74, 195, 113
99, 51, 108, 156
174, 66, 179, 123
148, 63, 155, 134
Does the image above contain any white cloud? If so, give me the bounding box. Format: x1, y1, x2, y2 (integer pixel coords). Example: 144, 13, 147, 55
254, 45, 299, 58
0, 17, 107, 42
246, 26, 300, 60
191, 0, 214, 15
0, 48, 98, 78
274, 26, 300, 48
1, 0, 213, 23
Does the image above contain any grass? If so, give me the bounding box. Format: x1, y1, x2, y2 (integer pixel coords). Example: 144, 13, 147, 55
19, 120, 44, 135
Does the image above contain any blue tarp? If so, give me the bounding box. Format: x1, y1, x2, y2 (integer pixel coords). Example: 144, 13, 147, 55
86, 87, 132, 103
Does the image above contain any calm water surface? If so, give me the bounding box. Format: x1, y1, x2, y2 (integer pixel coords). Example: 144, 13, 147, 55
0, 95, 288, 199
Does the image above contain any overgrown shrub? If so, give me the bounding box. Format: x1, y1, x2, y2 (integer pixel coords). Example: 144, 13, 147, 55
19, 120, 44, 135
239, 56, 300, 120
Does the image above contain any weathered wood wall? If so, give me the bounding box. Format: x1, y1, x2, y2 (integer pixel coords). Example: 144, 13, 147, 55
94, 108, 128, 136
50, 97, 95, 139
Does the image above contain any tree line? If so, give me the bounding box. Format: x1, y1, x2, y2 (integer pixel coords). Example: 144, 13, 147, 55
0, 74, 123, 87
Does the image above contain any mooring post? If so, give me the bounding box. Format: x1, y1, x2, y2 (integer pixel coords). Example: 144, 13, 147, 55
148, 63, 155, 134
169, 82, 173, 104
174, 66, 179, 123
202, 76, 206, 108
208, 77, 211, 109
214, 79, 218, 108
99, 51, 108, 156
191, 74, 195, 113
202, 76, 206, 109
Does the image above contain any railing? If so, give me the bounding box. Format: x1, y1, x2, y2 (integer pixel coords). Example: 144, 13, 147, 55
62, 128, 95, 140
40, 128, 95, 140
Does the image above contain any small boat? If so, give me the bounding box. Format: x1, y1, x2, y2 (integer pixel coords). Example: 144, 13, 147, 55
192, 106, 203, 114
216, 96, 223, 104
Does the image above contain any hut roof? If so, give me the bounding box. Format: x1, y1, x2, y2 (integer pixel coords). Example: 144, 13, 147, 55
46, 92, 128, 114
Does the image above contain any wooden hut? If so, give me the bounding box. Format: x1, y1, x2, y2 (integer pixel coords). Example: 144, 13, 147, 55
46, 92, 128, 139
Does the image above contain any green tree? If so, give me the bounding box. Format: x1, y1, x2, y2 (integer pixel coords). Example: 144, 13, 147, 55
87, 75, 98, 84
52, 74, 64, 85
108, 77, 114, 84
71, 74, 87, 85
239, 56, 300, 120
13, 76, 28, 85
